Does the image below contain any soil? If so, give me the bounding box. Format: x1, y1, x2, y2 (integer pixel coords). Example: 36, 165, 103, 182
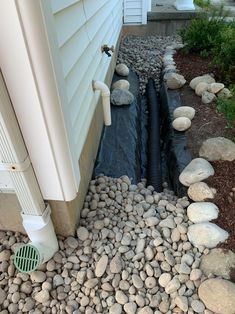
174, 50, 235, 253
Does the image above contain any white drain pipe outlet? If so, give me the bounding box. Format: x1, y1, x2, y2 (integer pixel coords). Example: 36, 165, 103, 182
92, 80, 111, 126
174, 0, 195, 10
21, 205, 58, 264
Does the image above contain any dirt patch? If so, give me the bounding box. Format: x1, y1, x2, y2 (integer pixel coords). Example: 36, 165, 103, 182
175, 51, 235, 252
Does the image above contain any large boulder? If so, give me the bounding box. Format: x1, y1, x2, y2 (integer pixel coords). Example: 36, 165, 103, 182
187, 182, 216, 201
199, 137, 235, 161
187, 222, 229, 248
190, 74, 215, 90
173, 106, 196, 120
172, 117, 191, 131
200, 248, 235, 280
179, 158, 214, 187
166, 73, 186, 89
187, 202, 219, 223
111, 89, 134, 106
112, 80, 130, 90
198, 278, 235, 314
115, 64, 129, 77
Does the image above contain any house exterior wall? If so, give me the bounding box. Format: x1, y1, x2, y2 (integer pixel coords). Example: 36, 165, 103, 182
0, 0, 123, 236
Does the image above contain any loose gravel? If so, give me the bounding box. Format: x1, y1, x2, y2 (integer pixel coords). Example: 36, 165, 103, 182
0, 175, 214, 314
117, 35, 181, 94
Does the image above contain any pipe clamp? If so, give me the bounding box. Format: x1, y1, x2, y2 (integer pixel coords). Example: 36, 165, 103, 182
0, 156, 31, 172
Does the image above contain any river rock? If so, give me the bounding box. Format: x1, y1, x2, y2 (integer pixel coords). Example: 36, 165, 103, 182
30, 271, 46, 283
202, 91, 216, 104
198, 278, 235, 314
166, 73, 186, 89
191, 300, 205, 313
173, 106, 196, 120
112, 80, 130, 90
0, 250, 10, 262
0, 288, 6, 305
200, 248, 235, 279
190, 74, 215, 90
34, 290, 50, 303
138, 306, 153, 314
95, 255, 109, 277
111, 89, 134, 106
110, 254, 123, 273
195, 82, 209, 96
116, 64, 129, 77
208, 82, 224, 94
115, 290, 128, 305
199, 137, 235, 161
217, 88, 232, 99
187, 223, 229, 248
187, 182, 216, 201
124, 302, 137, 314
179, 158, 214, 187
159, 273, 172, 288
172, 117, 191, 131
175, 296, 188, 312
77, 226, 89, 241
187, 202, 219, 223
109, 303, 122, 314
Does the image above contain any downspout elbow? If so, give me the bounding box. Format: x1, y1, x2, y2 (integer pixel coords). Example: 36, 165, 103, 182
92, 80, 111, 126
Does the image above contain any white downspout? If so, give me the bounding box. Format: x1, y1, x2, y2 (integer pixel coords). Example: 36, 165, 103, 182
92, 80, 112, 126
0, 71, 58, 272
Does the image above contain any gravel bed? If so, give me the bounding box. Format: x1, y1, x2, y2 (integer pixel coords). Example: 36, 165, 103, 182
0, 175, 213, 314
117, 35, 181, 94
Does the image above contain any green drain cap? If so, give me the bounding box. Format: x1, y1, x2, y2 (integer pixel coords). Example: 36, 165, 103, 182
14, 244, 41, 273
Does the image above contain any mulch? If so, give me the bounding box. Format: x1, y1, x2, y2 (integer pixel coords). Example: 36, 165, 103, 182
174, 50, 235, 253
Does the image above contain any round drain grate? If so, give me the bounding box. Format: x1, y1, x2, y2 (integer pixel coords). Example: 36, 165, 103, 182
14, 244, 41, 273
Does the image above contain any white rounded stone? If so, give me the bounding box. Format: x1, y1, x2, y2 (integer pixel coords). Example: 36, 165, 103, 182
166, 73, 186, 89
159, 273, 172, 288
173, 106, 196, 120
188, 182, 216, 202
187, 202, 219, 223
172, 117, 191, 131
195, 82, 209, 96
112, 80, 130, 90
199, 137, 235, 161
116, 64, 129, 77
77, 226, 89, 241
95, 255, 109, 277
179, 158, 214, 187
202, 91, 216, 104
208, 82, 224, 94
187, 223, 229, 248
190, 74, 215, 90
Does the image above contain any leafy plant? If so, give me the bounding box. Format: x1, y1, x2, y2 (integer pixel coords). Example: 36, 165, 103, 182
212, 23, 235, 83
194, 0, 211, 9
216, 86, 235, 126
180, 6, 228, 57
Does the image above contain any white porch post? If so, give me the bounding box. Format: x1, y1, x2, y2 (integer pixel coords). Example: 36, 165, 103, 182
174, 0, 195, 10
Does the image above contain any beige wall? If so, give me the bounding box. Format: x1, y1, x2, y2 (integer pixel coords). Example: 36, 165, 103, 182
0, 31, 121, 237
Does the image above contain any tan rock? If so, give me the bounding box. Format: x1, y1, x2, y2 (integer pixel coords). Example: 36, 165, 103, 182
115, 64, 129, 77
166, 73, 186, 89
187, 182, 216, 201
198, 278, 235, 314
200, 248, 235, 279
195, 82, 209, 96
112, 80, 130, 90
172, 117, 191, 131
199, 137, 235, 161
208, 82, 225, 94
173, 106, 196, 120
190, 74, 215, 90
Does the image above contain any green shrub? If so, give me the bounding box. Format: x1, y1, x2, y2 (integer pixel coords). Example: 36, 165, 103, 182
216, 86, 235, 126
194, 0, 211, 9
180, 6, 228, 57
212, 23, 235, 83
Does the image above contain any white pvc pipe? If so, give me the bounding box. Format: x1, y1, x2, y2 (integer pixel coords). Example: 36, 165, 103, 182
92, 80, 111, 126
22, 205, 58, 263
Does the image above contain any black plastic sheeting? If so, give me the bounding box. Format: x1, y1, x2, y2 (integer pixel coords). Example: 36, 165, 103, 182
147, 80, 162, 192
160, 82, 192, 197
93, 71, 148, 183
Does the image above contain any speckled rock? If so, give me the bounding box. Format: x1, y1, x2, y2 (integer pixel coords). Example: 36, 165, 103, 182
187, 182, 216, 201
217, 88, 232, 99
202, 91, 216, 104
173, 106, 196, 120
116, 64, 129, 77
111, 89, 134, 106
208, 82, 224, 94
112, 80, 130, 90
199, 137, 235, 161
190, 74, 215, 90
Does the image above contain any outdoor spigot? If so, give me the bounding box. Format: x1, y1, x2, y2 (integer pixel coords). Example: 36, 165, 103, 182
101, 45, 115, 57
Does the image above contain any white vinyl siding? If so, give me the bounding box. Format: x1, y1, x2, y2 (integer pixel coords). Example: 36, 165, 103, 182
43, 0, 122, 177
124, 0, 147, 24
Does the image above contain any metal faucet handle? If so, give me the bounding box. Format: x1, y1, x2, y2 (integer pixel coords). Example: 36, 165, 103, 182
101, 45, 115, 57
